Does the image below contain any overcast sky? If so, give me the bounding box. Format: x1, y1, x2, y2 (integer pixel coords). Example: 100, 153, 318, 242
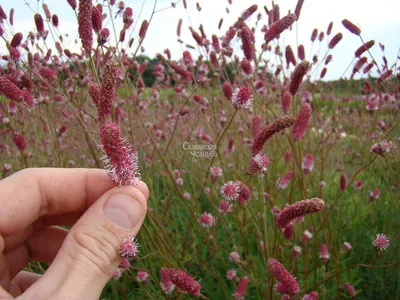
1, 0, 399, 81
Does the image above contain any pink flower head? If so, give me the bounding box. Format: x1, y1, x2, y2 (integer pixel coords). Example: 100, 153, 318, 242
10, 32, 23, 48
271, 206, 281, 216
240, 26, 254, 60
91, 6, 102, 33
12, 132, 27, 151
182, 51, 194, 70
222, 81, 233, 100
366, 99, 379, 112
9, 47, 20, 61
226, 269, 237, 280
276, 198, 324, 229
289, 61, 310, 96
34, 13, 45, 35
302, 291, 319, 300
161, 268, 201, 296
221, 181, 240, 201
100, 121, 141, 186
252, 153, 270, 173
39, 67, 56, 81
229, 251, 240, 263
373, 233, 390, 251
0, 76, 24, 102
209, 166, 223, 180
341, 282, 356, 297
319, 244, 330, 263
119, 257, 131, 269
88, 82, 101, 106
67, 0, 77, 10
301, 230, 313, 243
328, 33, 343, 49
342, 19, 361, 36
193, 94, 209, 108
342, 242, 352, 251
240, 58, 253, 77
119, 235, 140, 258
240, 4, 258, 21
160, 268, 175, 294
233, 276, 249, 300
99, 28, 110, 44
283, 223, 294, 240
278, 171, 294, 190
379, 140, 391, 153
78, 0, 93, 54
369, 188, 380, 201
268, 258, 300, 296
292, 103, 311, 141
137, 271, 149, 283
199, 212, 215, 228
264, 14, 297, 43
237, 181, 251, 205
99, 61, 120, 122
302, 154, 314, 174
292, 246, 302, 258
219, 200, 233, 214
112, 268, 123, 279
123, 7, 134, 29
354, 180, 363, 190
281, 91, 292, 114
377, 120, 386, 130
231, 86, 253, 109
340, 172, 347, 192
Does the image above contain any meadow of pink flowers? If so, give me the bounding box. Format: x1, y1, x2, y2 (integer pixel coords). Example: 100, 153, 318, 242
0, 0, 399, 299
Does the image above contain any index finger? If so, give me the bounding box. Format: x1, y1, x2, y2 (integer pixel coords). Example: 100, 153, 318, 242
0, 168, 148, 236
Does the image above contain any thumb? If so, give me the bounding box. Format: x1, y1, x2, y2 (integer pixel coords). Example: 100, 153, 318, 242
25, 184, 148, 300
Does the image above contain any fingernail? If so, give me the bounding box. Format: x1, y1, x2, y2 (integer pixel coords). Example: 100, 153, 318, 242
104, 194, 143, 229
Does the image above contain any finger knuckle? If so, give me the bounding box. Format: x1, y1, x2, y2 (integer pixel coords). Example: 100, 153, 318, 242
71, 223, 120, 276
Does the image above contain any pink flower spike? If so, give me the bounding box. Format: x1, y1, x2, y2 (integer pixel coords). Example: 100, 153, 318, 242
319, 244, 330, 263
164, 268, 201, 296
341, 282, 356, 297
302, 291, 319, 300
119, 235, 140, 258
302, 154, 314, 174
292, 103, 311, 141
160, 268, 175, 294
373, 233, 390, 251
268, 258, 300, 296
342, 242, 352, 251
276, 198, 324, 229
119, 257, 131, 269
233, 276, 249, 300
369, 188, 380, 201
112, 268, 123, 279
278, 171, 294, 190
137, 271, 149, 283
219, 200, 233, 214
100, 121, 141, 186
226, 269, 237, 280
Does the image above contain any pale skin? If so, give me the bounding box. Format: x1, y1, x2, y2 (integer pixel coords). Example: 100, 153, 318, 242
0, 168, 148, 299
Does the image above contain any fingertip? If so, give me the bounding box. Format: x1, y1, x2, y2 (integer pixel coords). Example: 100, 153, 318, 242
134, 180, 149, 200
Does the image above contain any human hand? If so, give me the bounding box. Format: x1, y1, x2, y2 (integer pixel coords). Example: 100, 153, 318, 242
0, 168, 148, 299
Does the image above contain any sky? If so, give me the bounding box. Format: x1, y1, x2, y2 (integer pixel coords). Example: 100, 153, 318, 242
1, 0, 399, 81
